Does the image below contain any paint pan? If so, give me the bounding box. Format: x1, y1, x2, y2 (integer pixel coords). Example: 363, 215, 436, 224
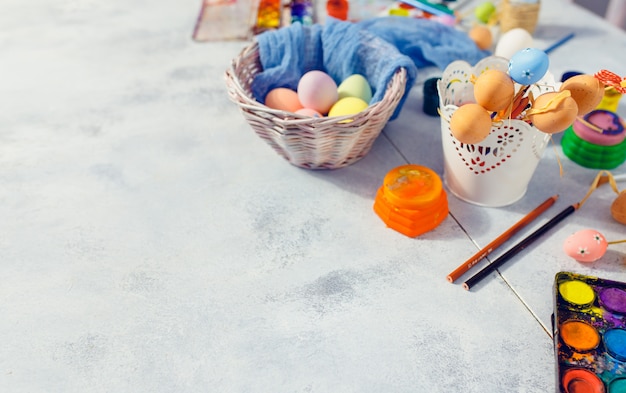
553, 272, 626, 393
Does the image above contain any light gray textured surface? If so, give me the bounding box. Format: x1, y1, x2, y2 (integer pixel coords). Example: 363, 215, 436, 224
0, 0, 624, 392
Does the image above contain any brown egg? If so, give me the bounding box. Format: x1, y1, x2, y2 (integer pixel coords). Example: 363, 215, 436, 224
611, 191, 626, 225
468, 25, 493, 50
264, 87, 303, 112
559, 74, 604, 115
528, 91, 578, 134
473, 69, 515, 112
450, 103, 492, 144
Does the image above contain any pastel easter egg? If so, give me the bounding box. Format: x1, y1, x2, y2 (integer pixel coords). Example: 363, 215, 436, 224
469, 25, 493, 50
337, 74, 372, 103
508, 48, 549, 85
474, 1, 496, 24
563, 229, 608, 263
473, 69, 515, 112
559, 74, 605, 115
328, 97, 369, 122
297, 70, 339, 115
494, 28, 533, 59
295, 108, 323, 118
264, 87, 303, 112
528, 91, 578, 134
449, 103, 492, 144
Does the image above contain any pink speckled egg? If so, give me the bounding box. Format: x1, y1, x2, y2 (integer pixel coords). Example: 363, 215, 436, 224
563, 229, 608, 263
297, 70, 338, 115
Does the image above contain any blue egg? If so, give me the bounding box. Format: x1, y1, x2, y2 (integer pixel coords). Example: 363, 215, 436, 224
508, 48, 549, 85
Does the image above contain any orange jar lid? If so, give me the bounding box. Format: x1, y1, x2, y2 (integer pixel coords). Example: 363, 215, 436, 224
382, 165, 443, 210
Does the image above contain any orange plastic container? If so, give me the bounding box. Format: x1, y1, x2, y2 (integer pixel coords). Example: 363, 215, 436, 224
373, 165, 448, 237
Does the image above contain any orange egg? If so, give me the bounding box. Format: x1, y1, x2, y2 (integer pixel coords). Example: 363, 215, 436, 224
264, 87, 303, 112
559, 74, 604, 115
528, 91, 578, 134
611, 191, 626, 225
468, 25, 493, 50
450, 103, 492, 144
473, 69, 515, 112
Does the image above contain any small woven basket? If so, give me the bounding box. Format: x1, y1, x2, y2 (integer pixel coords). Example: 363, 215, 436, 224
225, 41, 408, 170
499, 0, 540, 34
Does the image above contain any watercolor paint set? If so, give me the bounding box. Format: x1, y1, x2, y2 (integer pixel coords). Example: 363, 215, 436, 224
553, 271, 626, 393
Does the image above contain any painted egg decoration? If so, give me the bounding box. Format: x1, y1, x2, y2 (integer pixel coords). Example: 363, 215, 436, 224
337, 74, 372, 103
495, 28, 533, 59
563, 229, 608, 263
559, 74, 605, 115
469, 25, 493, 50
328, 96, 369, 122
611, 191, 626, 225
265, 87, 304, 112
473, 69, 515, 112
474, 1, 496, 24
528, 91, 578, 134
449, 103, 492, 144
295, 108, 323, 118
508, 48, 550, 85
297, 70, 339, 114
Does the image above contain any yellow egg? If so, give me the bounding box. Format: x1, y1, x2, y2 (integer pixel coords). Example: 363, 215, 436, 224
468, 25, 493, 51
473, 69, 515, 112
559, 74, 604, 115
328, 97, 369, 122
528, 91, 578, 134
449, 103, 492, 144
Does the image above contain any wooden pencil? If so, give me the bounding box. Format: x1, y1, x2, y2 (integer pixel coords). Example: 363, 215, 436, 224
447, 195, 558, 283
463, 202, 580, 291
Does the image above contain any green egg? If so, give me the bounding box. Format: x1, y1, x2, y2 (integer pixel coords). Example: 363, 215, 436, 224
337, 74, 372, 103
475, 1, 496, 24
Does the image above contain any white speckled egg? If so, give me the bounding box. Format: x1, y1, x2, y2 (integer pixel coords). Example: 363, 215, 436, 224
297, 70, 339, 115
563, 229, 608, 263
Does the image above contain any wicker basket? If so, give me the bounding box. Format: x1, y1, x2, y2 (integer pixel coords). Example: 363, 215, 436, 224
225, 41, 408, 170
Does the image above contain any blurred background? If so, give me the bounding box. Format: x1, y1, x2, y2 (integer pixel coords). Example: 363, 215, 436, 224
570, 0, 626, 30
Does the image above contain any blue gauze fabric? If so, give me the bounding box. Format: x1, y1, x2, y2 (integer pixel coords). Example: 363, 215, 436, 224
251, 17, 490, 120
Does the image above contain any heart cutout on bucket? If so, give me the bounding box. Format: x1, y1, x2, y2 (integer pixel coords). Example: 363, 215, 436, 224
450, 123, 525, 174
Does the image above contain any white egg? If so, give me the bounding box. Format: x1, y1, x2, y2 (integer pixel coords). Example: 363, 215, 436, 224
494, 28, 534, 59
